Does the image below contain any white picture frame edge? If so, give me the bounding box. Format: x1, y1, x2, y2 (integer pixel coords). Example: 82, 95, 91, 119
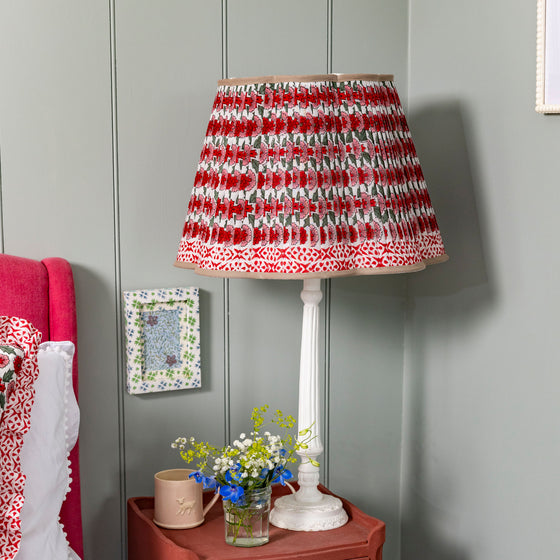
536, 0, 560, 113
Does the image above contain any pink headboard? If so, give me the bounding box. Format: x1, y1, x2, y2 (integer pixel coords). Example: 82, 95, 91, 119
0, 254, 83, 558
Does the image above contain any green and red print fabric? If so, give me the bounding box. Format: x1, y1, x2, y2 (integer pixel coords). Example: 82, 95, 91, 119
177, 76, 446, 277
0, 345, 24, 418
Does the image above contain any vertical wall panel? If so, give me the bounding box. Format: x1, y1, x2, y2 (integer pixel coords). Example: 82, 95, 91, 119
0, 2, 119, 559
228, 0, 328, 78
114, 0, 226, 501
330, 2, 410, 559
329, 276, 406, 560
226, 0, 328, 442
333, 0, 409, 93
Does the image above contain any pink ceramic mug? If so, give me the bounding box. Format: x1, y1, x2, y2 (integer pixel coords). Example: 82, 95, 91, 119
153, 468, 220, 529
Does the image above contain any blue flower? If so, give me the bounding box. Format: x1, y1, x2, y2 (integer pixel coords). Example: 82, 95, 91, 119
220, 484, 245, 504
202, 476, 217, 490
225, 464, 243, 484
189, 471, 217, 490
271, 467, 292, 486
259, 468, 270, 479
189, 471, 204, 483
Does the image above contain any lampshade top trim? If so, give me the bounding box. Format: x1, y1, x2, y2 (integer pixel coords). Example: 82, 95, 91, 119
219, 74, 395, 86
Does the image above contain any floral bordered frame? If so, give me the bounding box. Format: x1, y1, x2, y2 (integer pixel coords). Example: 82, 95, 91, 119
123, 287, 201, 394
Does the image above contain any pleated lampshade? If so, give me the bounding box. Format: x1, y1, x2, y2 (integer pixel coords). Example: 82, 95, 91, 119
175, 73, 447, 278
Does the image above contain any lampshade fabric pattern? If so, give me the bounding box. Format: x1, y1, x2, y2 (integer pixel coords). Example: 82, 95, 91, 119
176, 75, 447, 278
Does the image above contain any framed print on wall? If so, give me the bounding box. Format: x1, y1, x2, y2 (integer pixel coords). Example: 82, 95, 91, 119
123, 287, 201, 394
536, 0, 560, 113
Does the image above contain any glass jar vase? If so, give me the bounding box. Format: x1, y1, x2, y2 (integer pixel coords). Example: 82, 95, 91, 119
223, 486, 272, 547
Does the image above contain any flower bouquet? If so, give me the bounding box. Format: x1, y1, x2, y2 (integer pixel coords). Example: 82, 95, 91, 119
172, 405, 316, 546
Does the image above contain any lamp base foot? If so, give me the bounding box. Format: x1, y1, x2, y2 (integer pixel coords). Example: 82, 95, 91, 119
270, 492, 348, 531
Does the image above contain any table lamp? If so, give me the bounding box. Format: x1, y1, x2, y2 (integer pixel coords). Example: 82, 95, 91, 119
175, 74, 447, 531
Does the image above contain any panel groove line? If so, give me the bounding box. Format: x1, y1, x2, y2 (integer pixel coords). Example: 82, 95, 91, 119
108, 0, 127, 556
222, 0, 232, 448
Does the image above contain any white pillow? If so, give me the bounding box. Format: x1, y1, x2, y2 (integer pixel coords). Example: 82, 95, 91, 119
16, 342, 80, 560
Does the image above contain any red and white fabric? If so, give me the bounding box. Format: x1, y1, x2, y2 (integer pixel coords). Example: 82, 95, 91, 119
0, 317, 41, 560
176, 74, 447, 277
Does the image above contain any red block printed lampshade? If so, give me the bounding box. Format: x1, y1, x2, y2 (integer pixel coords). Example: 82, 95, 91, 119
175, 73, 447, 277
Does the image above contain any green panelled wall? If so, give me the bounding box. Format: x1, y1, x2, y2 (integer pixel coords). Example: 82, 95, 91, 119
0, 2, 409, 558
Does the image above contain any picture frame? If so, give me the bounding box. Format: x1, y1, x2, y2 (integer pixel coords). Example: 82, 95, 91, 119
123, 287, 201, 394
536, 0, 560, 113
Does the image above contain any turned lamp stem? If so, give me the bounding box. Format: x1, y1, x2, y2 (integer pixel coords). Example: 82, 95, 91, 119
269, 279, 348, 531
295, 278, 324, 503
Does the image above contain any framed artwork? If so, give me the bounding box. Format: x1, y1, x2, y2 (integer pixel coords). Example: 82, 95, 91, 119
123, 287, 201, 394
537, 0, 560, 113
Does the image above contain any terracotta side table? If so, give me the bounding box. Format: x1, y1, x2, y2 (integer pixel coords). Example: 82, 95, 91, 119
127, 484, 385, 560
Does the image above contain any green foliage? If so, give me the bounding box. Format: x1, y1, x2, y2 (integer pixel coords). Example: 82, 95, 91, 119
0, 345, 18, 356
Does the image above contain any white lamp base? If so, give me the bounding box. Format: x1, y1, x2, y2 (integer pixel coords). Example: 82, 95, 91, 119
269, 278, 348, 531
270, 493, 348, 531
